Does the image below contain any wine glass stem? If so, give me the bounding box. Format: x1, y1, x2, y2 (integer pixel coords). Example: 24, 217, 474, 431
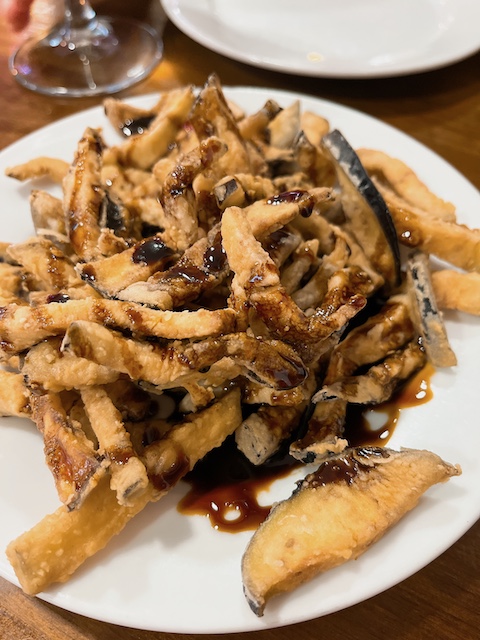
64, 0, 97, 29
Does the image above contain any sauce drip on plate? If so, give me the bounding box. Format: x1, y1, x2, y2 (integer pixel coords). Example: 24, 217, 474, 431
178, 363, 435, 532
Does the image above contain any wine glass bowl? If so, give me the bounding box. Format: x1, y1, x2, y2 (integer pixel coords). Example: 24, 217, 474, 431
9, 0, 163, 97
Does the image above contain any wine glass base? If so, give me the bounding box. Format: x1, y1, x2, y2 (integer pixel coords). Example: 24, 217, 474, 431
9, 16, 163, 97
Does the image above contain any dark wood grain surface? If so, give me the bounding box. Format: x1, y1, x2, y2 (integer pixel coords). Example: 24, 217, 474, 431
0, 2, 479, 638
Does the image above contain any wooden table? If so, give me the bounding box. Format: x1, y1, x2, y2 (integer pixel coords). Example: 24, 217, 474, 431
1, 3, 479, 639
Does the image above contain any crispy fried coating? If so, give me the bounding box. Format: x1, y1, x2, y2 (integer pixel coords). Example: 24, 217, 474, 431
0, 299, 236, 356
242, 446, 461, 616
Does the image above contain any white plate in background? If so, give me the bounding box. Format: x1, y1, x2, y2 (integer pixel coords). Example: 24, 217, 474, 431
0, 87, 479, 633
161, 0, 480, 78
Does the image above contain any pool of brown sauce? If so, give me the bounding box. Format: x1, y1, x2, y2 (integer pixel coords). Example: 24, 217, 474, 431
178, 363, 435, 532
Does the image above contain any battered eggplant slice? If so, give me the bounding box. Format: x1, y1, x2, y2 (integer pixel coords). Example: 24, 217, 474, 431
63, 128, 106, 262
22, 337, 119, 392
98, 189, 140, 243
6, 237, 90, 294
102, 378, 159, 423
62, 322, 307, 395
159, 136, 228, 251
109, 85, 196, 170
31, 391, 108, 510
5, 157, 69, 183
267, 100, 301, 150
237, 99, 282, 142
242, 379, 308, 408
0, 370, 31, 417
0, 262, 25, 305
246, 187, 335, 238
116, 229, 227, 310
280, 238, 320, 295
189, 74, 257, 178
63, 128, 131, 259
236, 373, 316, 465
293, 130, 336, 188
213, 173, 277, 211
241, 446, 461, 616
289, 398, 348, 463
236, 404, 305, 466
29, 190, 66, 237
431, 269, 480, 316
103, 97, 158, 135
80, 386, 149, 506
357, 148, 456, 222
262, 227, 302, 271
390, 202, 480, 273
312, 340, 426, 405
322, 129, 401, 291
289, 228, 352, 311
300, 110, 330, 148
76, 235, 178, 299
406, 250, 457, 367
0, 299, 236, 357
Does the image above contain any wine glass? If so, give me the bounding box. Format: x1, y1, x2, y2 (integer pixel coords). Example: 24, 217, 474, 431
9, 0, 163, 97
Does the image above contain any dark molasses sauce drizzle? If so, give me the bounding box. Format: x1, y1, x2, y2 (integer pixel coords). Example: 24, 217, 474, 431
345, 362, 435, 447
178, 363, 435, 532
121, 115, 155, 137
178, 436, 295, 533
131, 237, 175, 266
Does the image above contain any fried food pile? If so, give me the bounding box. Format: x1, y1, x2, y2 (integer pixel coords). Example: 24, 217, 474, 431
2, 74, 473, 613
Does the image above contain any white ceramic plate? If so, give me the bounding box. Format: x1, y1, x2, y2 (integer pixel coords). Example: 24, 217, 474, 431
160, 0, 480, 78
0, 87, 479, 634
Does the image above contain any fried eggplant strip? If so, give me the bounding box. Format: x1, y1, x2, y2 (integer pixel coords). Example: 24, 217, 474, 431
80, 386, 149, 506
236, 373, 315, 465
312, 340, 426, 405
76, 235, 178, 299
389, 202, 480, 273
213, 173, 277, 210
116, 232, 225, 309
432, 269, 480, 316
6, 237, 88, 294
6, 389, 242, 595
406, 250, 457, 367
63, 128, 106, 261
289, 399, 348, 463
62, 322, 307, 393
159, 136, 227, 251
0, 370, 31, 417
22, 337, 119, 392
0, 262, 24, 305
0, 299, 236, 356
325, 296, 415, 380
31, 391, 108, 510
110, 85, 196, 170
357, 148, 456, 221
236, 404, 304, 466
29, 190, 66, 236
189, 74, 255, 177
6, 157, 69, 183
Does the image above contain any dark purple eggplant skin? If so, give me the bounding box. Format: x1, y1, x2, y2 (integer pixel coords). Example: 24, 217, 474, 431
322, 129, 401, 288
